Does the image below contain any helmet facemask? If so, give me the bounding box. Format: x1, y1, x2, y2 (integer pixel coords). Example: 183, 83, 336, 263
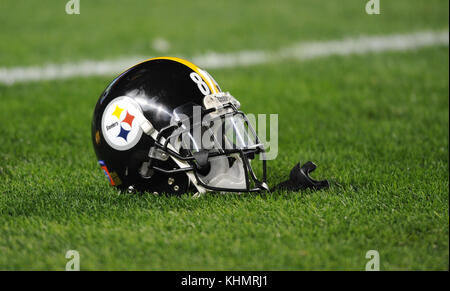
150, 92, 269, 193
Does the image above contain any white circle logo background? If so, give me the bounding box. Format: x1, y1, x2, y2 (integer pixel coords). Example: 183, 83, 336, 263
101, 97, 143, 151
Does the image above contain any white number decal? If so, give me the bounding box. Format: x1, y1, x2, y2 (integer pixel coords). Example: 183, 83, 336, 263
201, 69, 221, 92
190, 72, 210, 95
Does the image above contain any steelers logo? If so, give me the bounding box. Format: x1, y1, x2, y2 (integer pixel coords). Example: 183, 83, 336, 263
101, 96, 143, 151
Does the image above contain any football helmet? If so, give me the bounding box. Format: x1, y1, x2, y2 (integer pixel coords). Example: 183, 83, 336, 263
91, 57, 269, 195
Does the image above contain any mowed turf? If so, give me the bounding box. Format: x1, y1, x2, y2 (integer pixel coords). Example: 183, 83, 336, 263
0, 0, 448, 67
0, 0, 449, 270
0, 47, 448, 270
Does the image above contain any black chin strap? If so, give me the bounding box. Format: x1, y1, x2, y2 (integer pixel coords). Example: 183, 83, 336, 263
272, 161, 329, 192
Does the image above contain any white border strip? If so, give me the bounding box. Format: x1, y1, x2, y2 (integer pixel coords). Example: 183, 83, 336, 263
0, 30, 448, 85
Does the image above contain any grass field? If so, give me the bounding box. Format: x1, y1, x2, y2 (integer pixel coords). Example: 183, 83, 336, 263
0, 0, 448, 270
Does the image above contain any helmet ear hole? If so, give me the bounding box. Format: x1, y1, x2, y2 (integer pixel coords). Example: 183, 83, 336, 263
127, 150, 150, 183
139, 161, 154, 179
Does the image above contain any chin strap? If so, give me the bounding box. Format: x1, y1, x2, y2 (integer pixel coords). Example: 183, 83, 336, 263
272, 161, 329, 192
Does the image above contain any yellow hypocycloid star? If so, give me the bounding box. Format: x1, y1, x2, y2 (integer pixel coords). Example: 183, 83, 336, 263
111, 105, 124, 120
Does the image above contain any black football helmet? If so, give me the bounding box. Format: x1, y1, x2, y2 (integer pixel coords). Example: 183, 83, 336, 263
91, 57, 269, 195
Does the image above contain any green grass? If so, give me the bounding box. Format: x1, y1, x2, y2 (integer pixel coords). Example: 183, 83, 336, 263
0, 0, 448, 67
0, 0, 448, 270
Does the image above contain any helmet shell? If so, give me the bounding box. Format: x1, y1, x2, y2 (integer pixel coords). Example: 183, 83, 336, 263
91, 57, 220, 193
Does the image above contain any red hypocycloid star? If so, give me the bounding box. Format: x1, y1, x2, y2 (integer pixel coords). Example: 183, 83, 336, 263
122, 111, 135, 127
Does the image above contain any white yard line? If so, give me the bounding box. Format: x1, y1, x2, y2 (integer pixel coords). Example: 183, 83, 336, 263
0, 30, 448, 85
